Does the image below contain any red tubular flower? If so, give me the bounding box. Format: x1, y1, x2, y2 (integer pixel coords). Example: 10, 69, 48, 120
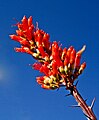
10, 35, 23, 42
34, 31, 43, 45
66, 46, 74, 59
64, 56, 69, 66
74, 53, 81, 68
21, 16, 29, 30
52, 41, 59, 59
42, 33, 50, 50
81, 62, 86, 69
61, 47, 67, 60
69, 48, 76, 64
79, 62, 86, 74
10, 35, 30, 47
15, 46, 33, 54
52, 60, 58, 75
51, 41, 63, 67
28, 16, 33, 27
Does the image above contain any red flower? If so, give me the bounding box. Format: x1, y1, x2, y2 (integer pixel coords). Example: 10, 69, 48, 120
66, 46, 74, 59
74, 53, 81, 68
64, 56, 69, 66
69, 48, 76, 64
28, 16, 33, 27
14, 46, 33, 54
79, 62, 86, 74
10, 35, 23, 42
51, 60, 58, 75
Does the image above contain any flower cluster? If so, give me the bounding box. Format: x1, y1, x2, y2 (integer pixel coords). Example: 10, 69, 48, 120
10, 16, 86, 90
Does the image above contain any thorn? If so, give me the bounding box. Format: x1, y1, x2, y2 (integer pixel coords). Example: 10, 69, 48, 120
56, 85, 65, 91
69, 104, 80, 108
65, 93, 72, 97
90, 97, 96, 109
83, 113, 92, 120
84, 99, 87, 102
75, 80, 79, 87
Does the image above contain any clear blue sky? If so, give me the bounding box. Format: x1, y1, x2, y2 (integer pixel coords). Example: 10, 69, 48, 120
0, 0, 99, 120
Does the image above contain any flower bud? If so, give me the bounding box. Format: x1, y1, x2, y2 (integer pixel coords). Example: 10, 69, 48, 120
28, 16, 33, 27
10, 35, 23, 42
67, 46, 74, 59
70, 48, 76, 64
41, 84, 50, 89
74, 54, 81, 68
21, 16, 28, 30
79, 62, 86, 74
64, 56, 69, 66
43, 33, 50, 41
61, 47, 67, 60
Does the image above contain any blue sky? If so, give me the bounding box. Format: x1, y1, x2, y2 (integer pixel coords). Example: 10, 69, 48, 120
0, 0, 99, 120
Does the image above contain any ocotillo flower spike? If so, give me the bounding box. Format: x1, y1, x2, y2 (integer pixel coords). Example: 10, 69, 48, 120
10, 16, 86, 90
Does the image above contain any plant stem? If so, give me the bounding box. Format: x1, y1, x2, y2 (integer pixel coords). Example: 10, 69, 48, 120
70, 85, 97, 120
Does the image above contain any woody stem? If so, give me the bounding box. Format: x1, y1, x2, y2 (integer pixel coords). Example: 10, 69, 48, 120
68, 85, 97, 120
